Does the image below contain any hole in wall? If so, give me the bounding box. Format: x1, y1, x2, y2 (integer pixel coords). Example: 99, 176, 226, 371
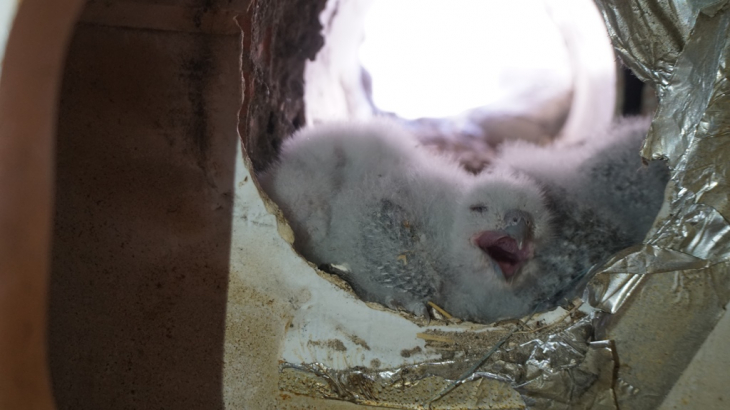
260, 0, 671, 406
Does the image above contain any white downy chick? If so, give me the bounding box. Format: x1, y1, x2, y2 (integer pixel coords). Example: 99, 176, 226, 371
258, 119, 551, 322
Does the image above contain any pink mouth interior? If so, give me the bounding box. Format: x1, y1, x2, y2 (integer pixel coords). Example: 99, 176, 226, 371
476, 232, 531, 280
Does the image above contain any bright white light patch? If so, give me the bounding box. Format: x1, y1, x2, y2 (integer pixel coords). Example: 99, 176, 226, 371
359, 0, 574, 119
0, 0, 19, 76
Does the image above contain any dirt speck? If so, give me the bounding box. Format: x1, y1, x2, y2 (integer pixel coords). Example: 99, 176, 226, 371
308, 339, 347, 352
341, 332, 370, 351
400, 346, 422, 358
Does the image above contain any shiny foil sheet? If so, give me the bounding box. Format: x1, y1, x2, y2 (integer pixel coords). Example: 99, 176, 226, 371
278, 0, 730, 408
280, 307, 618, 409
590, 1, 730, 408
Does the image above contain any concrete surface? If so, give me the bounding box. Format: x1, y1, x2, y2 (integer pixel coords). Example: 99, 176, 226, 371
659, 304, 730, 410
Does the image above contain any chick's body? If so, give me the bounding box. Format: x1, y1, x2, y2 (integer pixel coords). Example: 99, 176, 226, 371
493, 118, 670, 306
259, 121, 465, 316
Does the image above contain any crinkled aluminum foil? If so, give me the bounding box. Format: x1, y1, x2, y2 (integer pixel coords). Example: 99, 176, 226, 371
279, 0, 730, 408
591, 1, 730, 409
281, 307, 617, 409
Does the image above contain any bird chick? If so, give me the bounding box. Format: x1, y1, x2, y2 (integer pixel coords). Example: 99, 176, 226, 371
436, 170, 552, 323
258, 119, 458, 317
491, 117, 670, 309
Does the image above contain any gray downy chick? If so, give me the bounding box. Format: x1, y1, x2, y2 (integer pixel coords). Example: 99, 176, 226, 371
435, 170, 552, 323
491, 117, 670, 310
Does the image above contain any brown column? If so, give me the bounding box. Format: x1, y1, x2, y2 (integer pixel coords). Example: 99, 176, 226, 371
0, 0, 84, 409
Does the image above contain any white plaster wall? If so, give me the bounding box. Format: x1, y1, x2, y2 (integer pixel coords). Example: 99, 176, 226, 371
659, 303, 730, 410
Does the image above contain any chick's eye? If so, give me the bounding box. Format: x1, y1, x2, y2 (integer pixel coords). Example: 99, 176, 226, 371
470, 205, 488, 213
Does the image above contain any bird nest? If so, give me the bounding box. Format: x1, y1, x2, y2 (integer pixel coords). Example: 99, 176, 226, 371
229, 1, 730, 409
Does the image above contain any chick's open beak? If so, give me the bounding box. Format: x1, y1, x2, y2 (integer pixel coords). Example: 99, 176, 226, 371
474, 209, 535, 281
